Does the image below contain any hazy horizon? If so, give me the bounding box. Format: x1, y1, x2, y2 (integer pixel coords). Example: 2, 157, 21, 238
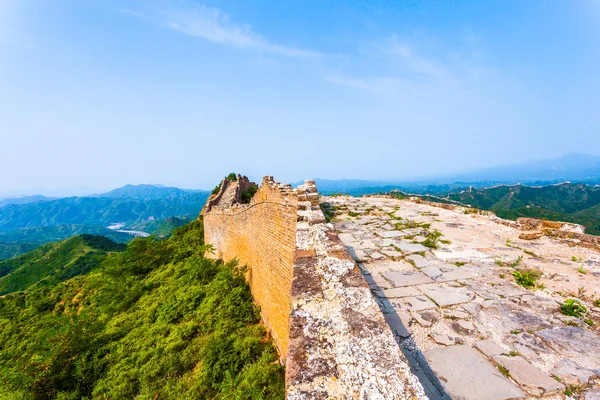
2, 151, 599, 198
2, 1, 599, 196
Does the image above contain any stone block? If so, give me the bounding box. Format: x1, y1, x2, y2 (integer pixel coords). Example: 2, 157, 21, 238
406, 254, 432, 268
474, 339, 506, 358
403, 295, 437, 311
424, 345, 525, 400
383, 270, 433, 287
418, 284, 473, 307
550, 359, 596, 386
492, 355, 564, 396
382, 287, 419, 298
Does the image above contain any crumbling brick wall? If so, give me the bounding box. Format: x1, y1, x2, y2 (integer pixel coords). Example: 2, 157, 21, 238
203, 176, 298, 358
203, 176, 426, 398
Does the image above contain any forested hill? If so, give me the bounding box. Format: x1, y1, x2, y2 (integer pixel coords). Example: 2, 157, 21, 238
0, 220, 284, 399
0, 234, 125, 296
442, 183, 600, 235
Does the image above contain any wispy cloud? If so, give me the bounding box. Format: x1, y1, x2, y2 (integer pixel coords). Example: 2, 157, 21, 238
325, 34, 495, 95
123, 2, 320, 58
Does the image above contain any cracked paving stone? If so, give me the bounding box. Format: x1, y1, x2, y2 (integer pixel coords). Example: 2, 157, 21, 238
406, 254, 433, 268
382, 286, 419, 298
551, 359, 597, 386
453, 320, 476, 335
383, 270, 433, 287
535, 326, 600, 370
430, 333, 456, 346
395, 242, 429, 254
424, 345, 525, 400
403, 295, 437, 311
420, 266, 442, 279
492, 355, 564, 397
418, 283, 474, 307
474, 339, 506, 358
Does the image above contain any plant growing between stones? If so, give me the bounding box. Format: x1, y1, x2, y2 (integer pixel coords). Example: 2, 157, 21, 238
561, 299, 587, 317
512, 268, 542, 288
497, 365, 511, 378
509, 256, 523, 268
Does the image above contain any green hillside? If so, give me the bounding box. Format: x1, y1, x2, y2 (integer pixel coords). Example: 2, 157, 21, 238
0, 243, 41, 261
0, 221, 284, 399
442, 183, 600, 234
0, 235, 126, 295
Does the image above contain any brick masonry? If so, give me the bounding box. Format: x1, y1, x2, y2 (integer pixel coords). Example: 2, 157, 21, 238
203, 176, 297, 357
203, 176, 426, 399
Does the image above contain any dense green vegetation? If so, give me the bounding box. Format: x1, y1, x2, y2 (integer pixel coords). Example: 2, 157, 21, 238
0, 221, 285, 399
432, 183, 600, 235
0, 235, 126, 295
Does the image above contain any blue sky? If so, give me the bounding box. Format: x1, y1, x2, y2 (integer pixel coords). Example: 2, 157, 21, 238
1, 0, 599, 195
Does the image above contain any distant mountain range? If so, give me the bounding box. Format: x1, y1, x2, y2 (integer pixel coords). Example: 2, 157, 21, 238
299, 153, 600, 196
0, 185, 210, 259
0, 195, 55, 208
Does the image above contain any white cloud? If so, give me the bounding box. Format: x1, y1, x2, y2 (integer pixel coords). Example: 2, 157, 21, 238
124, 2, 320, 58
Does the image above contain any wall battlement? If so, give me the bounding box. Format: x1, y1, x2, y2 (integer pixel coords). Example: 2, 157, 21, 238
203, 176, 426, 399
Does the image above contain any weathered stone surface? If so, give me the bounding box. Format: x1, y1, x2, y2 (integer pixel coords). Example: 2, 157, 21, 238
420, 266, 443, 279
550, 359, 596, 386
383, 270, 434, 287
369, 251, 385, 260
418, 284, 473, 307
585, 386, 600, 400
474, 339, 506, 358
412, 310, 432, 327
395, 242, 429, 254
371, 273, 392, 289
453, 320, 476, 334
382, 286, 419, 298
381, 249, 403, 258
536, 327, 600, 370
435, 268, 478, 282
508, 332, 555, 364
377, 238, 398, 247
445, 309, 469, 319
492, 355, 564, 396
404, 295, 437, 311
326, 194, 600, 399
425, 345, 525, 400
430, 333, 455, 346
380, 230, 405, 238
406, 254, 433, 268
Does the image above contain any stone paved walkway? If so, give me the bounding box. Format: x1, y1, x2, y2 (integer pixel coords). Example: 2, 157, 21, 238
324, 195, 600, 400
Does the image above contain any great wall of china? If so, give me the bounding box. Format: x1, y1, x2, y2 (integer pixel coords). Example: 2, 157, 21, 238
202, 176, 600, 400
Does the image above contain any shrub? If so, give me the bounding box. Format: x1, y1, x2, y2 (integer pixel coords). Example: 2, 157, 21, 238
512, 268, 542, 288
561, 299, 587, 317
